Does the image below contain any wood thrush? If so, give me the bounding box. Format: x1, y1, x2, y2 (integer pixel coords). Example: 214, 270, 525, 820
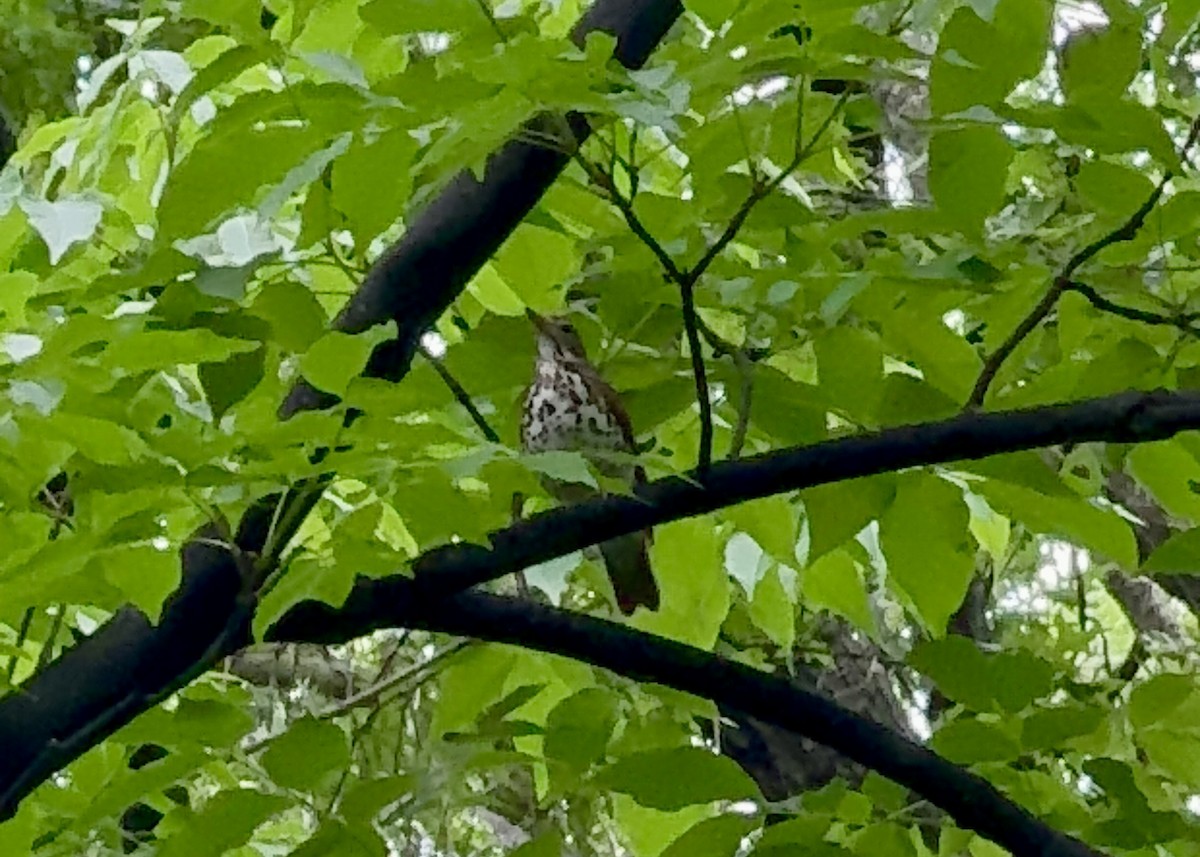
520, 309, 660, 614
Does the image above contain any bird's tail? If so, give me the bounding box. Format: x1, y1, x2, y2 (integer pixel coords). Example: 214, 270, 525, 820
600, 530, 660, 615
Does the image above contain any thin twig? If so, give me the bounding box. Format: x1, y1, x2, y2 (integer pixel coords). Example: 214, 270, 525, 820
577, 88, 849, 469
728, 349, 755, 460
420, 346, 501, 443
6, 608, 33, 683
321, 640, 471, 718
682, 90, 849, 289
1064, 280, 1200, 333
680, 282, 714, 468
886, 0, 918, 35
966, 115, 1200, 409
471, 0, 508, 42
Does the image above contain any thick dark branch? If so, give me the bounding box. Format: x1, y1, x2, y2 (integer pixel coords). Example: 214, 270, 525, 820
0, 0, 685, 821
276, 590, 1103, 857
282, 1, 684, 416
967, 116, 1200, 409
270, 389, 1200, 640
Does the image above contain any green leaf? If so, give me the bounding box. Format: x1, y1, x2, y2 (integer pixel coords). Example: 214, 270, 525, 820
159, 85, 365, 236
1140, 731, 1200, 788
95, 543, 182, 622
332, 127, 417, 247
1126, 440, 1200, 523
660, 815, 759, 857
853, 822, 917, 857
260, 715, 349, 791
910, 635, 996, 711
360, 0, 487, 33
879, 474, 974, 633
171, 696, 257, 747
1059, 23, 1142, 105
300, 330, 376, 395
1129, 673, 1195, 729
882, 305, 983, 401
45, 414, 150, 465
508, 831, 565, 857
430, 646, 516, 739
801, 549, 876, 637
749, 565, 796, 649
980, 480, 1137, 567
931, 718, 1020, 763
1144, 528, 1200, 574
493, 224, 577, 313
597, 747, 759, 811
613, 797, 712, 857
815, 325, 884, 421
1074, 159, 1156, 221
683, 0, 740, 29
0, 271, 37, 326
988, 649, 1056, 712
929, 125, 1014, 237
802, 475, 896, 562
912, 637, 1054, 713
520, 450, 598, 488
635, 518, 730, 647
1021, 704, 1105, 750
158, 789, 290, 857
103, 328, 260, 373
290, 820, 387, 857
724, 496, 797, 563
251, 281, 329, 353
200, 345, 265, 417
544, 688, 618, 771
340, 776, 415, 825
930, 0, 1051, 115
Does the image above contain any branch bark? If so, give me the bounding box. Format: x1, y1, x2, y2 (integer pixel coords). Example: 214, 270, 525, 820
0, 0, 685, 822
5, 388, 1200, 821
280, 589, 1104, 857
270, 388, 1200, 643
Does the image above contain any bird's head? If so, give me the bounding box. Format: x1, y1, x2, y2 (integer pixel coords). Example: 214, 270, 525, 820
527, 308, 588, 362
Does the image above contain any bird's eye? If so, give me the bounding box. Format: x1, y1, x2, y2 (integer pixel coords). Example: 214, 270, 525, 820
561, 323, 576, 335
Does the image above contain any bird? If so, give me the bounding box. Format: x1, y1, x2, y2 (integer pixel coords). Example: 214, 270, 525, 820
520, 309, 660, 615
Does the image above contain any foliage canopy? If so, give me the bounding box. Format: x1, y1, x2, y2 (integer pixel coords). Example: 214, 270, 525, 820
4, 0, 1200, 855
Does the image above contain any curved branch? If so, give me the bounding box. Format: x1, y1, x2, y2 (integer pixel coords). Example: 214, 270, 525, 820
270, 389, 1200, 636
0, 0, 685, 824
275, 590, 1103, 857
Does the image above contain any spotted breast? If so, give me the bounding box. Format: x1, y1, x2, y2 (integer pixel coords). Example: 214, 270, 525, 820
520, 311, 660, 614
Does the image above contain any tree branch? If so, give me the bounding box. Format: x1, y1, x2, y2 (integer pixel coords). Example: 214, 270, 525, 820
1063, 280, 1200, 334
276, 590, 1104, 857
680, 280, 714, 468
0, 0, 686, 821
6, 389, 1200, 818
269, 389, 1200, 638
966, 115, 1200, 409
578, 89, 848, 467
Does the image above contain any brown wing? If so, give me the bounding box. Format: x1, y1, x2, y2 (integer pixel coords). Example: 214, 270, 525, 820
577, 367, 636, 451
575, 364, 651, 491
